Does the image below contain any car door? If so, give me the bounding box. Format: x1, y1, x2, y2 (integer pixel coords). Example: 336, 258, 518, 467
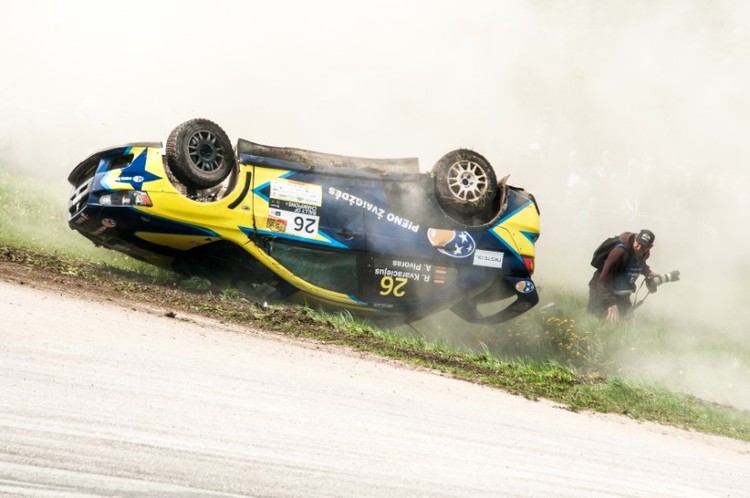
250, 167, 365, 251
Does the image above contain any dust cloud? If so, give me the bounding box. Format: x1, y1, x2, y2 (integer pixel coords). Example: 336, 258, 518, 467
2, 1, 749, 407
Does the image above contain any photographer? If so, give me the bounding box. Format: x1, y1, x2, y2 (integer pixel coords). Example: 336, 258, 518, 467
587, 229, 659, 321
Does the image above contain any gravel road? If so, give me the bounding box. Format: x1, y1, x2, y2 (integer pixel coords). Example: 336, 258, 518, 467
1, 280, 748, 497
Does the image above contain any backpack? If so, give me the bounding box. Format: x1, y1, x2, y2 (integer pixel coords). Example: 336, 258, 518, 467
590, 236, 626, 269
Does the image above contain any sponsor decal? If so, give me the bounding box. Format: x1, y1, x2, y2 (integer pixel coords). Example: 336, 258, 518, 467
473, 249, 504, 268
327, 187, 419, 232
267, 216, 287, 233
270, 179, 322, 206
515, 280, 536, 294
328, 187, 385, 218
427, 229, 475, 258
114, 150, 160, 190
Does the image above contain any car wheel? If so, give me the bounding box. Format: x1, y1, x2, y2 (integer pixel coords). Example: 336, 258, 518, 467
166, 118, 236, 190
432, 149, 498, 221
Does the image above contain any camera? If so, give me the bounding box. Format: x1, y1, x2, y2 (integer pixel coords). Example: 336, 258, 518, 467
648, 270, 681, 287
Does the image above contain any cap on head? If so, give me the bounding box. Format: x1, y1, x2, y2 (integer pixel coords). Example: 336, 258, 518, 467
636, 229, 655, 248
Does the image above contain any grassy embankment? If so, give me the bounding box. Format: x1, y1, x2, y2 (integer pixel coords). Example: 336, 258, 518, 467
1, 168, 749, 442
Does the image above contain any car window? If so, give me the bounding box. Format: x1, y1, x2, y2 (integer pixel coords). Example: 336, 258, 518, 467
269, 241, 358, 295
104, 153, 134, 171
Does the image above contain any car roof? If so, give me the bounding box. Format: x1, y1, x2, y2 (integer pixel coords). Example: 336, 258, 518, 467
237, 138, 420, 175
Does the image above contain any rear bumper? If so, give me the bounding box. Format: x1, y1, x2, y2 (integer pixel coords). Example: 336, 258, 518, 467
450, 276, 538, 324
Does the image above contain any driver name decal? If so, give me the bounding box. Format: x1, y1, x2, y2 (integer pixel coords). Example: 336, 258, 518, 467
369, 258, 451, 300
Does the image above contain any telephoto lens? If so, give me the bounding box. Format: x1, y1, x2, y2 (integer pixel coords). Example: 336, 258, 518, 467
651, 270, 680, 286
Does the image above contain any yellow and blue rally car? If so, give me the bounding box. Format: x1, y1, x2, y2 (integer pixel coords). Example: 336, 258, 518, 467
67, 119, 540, 324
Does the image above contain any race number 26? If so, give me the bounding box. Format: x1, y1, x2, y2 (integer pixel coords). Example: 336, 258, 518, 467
379, 276, 407, 297
292, 215, 316, 235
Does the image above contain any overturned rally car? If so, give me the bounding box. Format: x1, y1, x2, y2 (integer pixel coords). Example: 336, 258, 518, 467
67, 119, 540, 324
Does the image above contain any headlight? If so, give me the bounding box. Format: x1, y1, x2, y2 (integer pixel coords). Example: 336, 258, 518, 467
99, 191, 153, 207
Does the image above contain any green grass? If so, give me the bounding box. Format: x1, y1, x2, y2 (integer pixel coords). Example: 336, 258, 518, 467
0, 169, 166, 277
2, 167, 749, 442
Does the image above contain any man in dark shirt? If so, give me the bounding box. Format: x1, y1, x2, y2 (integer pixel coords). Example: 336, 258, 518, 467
587, 229, 657, 321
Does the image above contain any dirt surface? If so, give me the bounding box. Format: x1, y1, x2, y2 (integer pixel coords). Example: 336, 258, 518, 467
2, 251, 750, 496
0, 246, 339, 344
0, 247, 264, 325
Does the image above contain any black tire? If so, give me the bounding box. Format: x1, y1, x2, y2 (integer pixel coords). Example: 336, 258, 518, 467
166, 118, 236, 190
432, 149, 498, 220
